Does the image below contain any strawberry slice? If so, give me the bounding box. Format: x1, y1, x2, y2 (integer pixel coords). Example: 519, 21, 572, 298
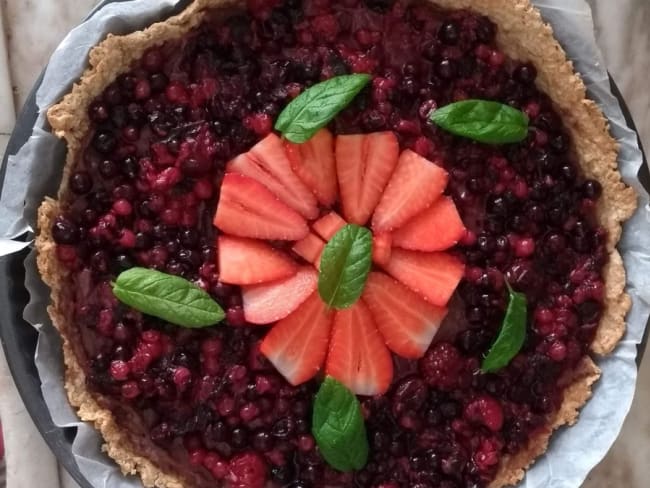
312, 211, 347, 241
382, 248, 464, 307
363, 272, 447, 358
292, 233, 325, 267
372, 232, 392, 267
392, 196, 466, 252
336, 132, 399, 225
325, 300, 393, 396
218, 235, 298, 285
242, 267, 318, 324
260, 292, 333, 385
214, 173, 309, 241
227, 134, 319, 220
285, 129, 338, 206
372, 150, 449, 233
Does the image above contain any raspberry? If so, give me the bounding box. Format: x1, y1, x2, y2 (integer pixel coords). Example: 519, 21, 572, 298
419, 342, 465, 390
463, 395, 504, 432
227, 452, 267, 488
473, 437, 501, 472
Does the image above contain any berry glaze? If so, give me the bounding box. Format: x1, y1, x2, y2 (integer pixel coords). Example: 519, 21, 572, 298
50, 0, 608, 486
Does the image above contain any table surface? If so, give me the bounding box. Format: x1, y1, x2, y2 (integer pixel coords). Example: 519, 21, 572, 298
0, 0, 648, 487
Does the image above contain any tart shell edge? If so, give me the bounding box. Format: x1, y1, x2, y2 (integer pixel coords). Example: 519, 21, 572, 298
35, 0, 637, 487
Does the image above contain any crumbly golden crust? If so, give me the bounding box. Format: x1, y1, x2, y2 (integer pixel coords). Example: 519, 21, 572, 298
37, 0, 637, 487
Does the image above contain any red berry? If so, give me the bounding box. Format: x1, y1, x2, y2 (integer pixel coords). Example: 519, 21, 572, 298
165, 81, 189, 104
112, 199, 133, 216
419, 342, 465, 391
134, 79, 151, 100
243, 113, 273, 136
109, 360, 130, 381
193, 178, 213, 199
173, 366, 192, 389
548, 340, 567, 362
515, 237, 535, 257
118, 229, 136, 248
463, 395, 504, 432
240, 403, 260, 422
121, 381, 141, 399
473, 438, 501, 471
56, 245, 77, 263
188, 449, 206, 466
227, 453, 267, 488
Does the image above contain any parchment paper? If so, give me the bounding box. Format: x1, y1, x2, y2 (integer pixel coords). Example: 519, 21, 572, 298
1, 0, 648, 487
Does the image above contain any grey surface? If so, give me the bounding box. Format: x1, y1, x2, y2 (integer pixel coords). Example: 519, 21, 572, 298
1, 0, 648, 487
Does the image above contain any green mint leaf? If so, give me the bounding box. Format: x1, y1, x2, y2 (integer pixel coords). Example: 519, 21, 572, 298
482, 285, 527, 372
430, 99, 529, 144
275, 74, 371, 143
312, 377, 369, 472
318, 224, 372, 309
112, 268, 225, 328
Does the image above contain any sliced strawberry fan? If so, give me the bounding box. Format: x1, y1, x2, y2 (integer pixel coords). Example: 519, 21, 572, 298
213, 130, 466, 395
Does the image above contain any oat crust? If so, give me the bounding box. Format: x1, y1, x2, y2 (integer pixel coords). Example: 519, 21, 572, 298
36, 0, 637, 486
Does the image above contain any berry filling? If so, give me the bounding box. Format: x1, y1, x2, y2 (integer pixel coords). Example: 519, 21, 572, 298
50, 0, 607, 486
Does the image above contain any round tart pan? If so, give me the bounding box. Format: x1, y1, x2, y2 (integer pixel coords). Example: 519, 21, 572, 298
0, 2, 647, 487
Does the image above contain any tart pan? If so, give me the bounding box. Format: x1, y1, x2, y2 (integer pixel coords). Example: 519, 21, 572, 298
0, 1, 647, 487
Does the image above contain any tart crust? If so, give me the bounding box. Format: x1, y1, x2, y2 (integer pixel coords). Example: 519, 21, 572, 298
36, 0, 637, 487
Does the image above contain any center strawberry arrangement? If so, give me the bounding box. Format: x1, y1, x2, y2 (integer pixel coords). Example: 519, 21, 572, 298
213, 128, 466, 396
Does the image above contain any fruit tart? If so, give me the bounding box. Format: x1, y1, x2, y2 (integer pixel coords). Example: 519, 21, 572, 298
36, 0, 637, 486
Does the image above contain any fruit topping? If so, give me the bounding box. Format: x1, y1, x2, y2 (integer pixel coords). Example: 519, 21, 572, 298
214, 173, 309, 241
336, 132, 399, 225
260, 292, 333, 385
463, 395, 504, 433
210, 127, 465, 398
364, 272, 447, 358
325, 300, 393, 396
285, 129, 338, 206
211, 129, 466, 397
371, 232, 392, 267
227, 134, 319, 219
312, 211, 347, 240
372, 149, 448, 232
292, 233, 325, 267
218, 235, 297, 285
242, 267, 318, 325
419, 342, 467, 391
392, 196, 466, 252
226, 452, 267, 488
382, 248, 465, 307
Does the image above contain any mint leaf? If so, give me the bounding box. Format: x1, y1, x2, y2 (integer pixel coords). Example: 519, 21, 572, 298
482, 285, 527, 372
430, 100, 529, 144
318, 224, 372, 309
112, 268, 225, 328
275, 74, 371, 143
312, 377, 369, 472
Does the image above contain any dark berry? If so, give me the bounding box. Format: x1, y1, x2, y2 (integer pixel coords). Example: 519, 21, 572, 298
69, 171, 92, 194
52, 218, 80, 245
93, 131, 117, 154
